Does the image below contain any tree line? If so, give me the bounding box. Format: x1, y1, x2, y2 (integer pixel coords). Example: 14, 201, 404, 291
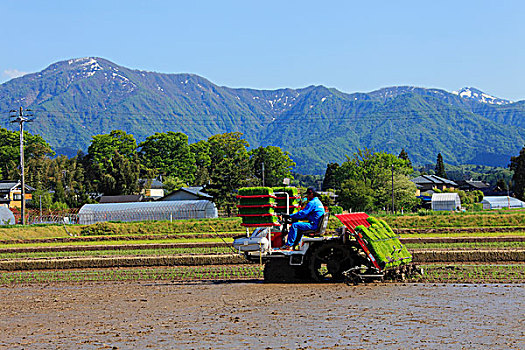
2, 125, 524, 212
0, 129, 295, 211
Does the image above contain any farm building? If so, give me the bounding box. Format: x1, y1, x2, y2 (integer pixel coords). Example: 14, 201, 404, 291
139, 179, 165, 199
78, 200, 218, 225
0, 206, 15, 225
481, 196, 525, 210
160, 186, 213, 201
0, 180, 35, 209
99, 195, 144, 203
431, 193, 461, 211
411, 175, 458, 194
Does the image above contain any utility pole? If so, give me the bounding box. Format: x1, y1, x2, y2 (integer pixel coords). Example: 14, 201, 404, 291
391, 162, 395, 214
262, 162, 265, 187
10, 107, 33, 225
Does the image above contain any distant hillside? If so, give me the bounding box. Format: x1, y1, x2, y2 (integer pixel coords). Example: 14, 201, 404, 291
1, 57, 524, 174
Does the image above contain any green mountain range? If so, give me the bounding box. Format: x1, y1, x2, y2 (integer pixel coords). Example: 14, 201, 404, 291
1, 57, 524, 174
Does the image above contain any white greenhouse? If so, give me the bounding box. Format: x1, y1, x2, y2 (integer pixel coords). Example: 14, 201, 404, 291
431, 193, 461, 211
481, 196, 525, 210
0, 206, 16, 225
78, 200, 218, 225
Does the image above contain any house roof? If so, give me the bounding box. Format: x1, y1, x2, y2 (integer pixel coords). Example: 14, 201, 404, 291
456, 180, 491, 190
160, 186, 213, 200
139, 179, 164, 189
0, 180, 35, 192
178, 187, 213, 199
99, 195, 144, 203
411, 175, 458, 187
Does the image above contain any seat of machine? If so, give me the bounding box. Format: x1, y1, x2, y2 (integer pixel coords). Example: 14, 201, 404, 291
301, 212, 330, 237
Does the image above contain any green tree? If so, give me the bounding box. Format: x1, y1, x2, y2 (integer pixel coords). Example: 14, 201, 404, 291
435, 153, 447, 178
86, 130, 139, 195
472, 190, 484, 203
98, 151, 140, 195
391, 174, 420, 211
88, 130, 137, 172
249, 146, 295, 187
139, 132, 196, 184
190, 140, 212, 186
335, 148, 412, 188
0, 128, 54, 181
398, 148, 412, 170
337, 179, 375, 212
53, 180, 67, 205
162, 176, 187, 194
205, 132, 251, 211
510, 145, 525, 200
322, 162, 339, 191
27, 188, 53, 210
291, 173, 323, 189
496, 178, 508, 192
334, 148, 416, 212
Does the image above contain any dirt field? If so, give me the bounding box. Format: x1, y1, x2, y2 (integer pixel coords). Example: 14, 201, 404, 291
0, 281, 523, 349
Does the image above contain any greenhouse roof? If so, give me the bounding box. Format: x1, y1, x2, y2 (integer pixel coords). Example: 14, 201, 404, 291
79, 200, 213, 213
481, 196, 525, 206
431, 193, 460, 202
0, 206, 15, 225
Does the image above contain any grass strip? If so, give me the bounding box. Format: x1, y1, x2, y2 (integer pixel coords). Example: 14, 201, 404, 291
409, 263, 525, 283
411, 249, 525, 263
384, 212, 525, 229
0, 254, 248, 271
0, 237, 234, 249
0, 246, 235, 259
399, 232, 525, 239
405, 242, 525, 250
0, 265, 264, 284
0, 232, 242, 245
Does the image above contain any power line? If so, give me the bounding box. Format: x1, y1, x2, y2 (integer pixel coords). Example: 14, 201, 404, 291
1, 101, 524, 119
0, 107, 510, 124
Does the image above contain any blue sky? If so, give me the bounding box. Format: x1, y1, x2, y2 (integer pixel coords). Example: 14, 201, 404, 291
1, 0, 524, 100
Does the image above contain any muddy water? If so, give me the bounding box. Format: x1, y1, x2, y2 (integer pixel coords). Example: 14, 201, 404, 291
0, 282, 523, 349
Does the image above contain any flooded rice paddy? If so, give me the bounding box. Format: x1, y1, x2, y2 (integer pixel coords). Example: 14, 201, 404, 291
0, 281, 523, 349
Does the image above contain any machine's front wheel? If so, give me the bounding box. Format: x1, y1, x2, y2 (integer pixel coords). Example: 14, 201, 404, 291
308, 242, 356, 282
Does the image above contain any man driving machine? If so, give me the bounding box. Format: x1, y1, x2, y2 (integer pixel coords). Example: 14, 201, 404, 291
279, 187, 325, 250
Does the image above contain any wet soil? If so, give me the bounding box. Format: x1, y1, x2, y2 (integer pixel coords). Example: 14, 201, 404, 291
1, 236, 523, 254
0, 281, 523, 349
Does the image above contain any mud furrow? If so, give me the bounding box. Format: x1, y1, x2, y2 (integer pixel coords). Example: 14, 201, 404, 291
0, 254, 248, 271
1, 250, 524, 271
1, 236, 524, 254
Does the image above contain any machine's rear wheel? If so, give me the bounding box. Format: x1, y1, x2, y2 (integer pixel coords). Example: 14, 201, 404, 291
263, 258, 311, 283
308, 242, 356, 282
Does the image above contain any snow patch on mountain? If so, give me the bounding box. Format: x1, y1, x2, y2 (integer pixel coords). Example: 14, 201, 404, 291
452, 87, 511, 105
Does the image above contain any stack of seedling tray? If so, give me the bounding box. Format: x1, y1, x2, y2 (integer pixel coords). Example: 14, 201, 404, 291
355, 216, 412, 270
236, 187, 279, 227
272, 187, 300, 215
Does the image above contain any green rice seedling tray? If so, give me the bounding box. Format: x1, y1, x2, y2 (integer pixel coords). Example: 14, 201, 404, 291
237, 206, 276, 216
238, 187, 275, 196
241, 215, 279, 226
272, 187, 299, 196
237, 197, 276, 206
355, 217, 412, 270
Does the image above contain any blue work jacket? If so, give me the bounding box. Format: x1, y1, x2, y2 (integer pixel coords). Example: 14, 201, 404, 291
290, 197, 325, 229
